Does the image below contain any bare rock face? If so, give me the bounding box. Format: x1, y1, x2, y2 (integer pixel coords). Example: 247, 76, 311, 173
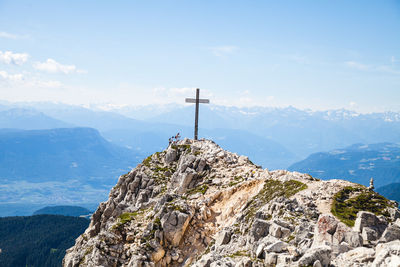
63, 139, 400, 267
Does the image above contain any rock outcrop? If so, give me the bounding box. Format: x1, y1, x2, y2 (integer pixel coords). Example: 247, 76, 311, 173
63, 139, 400, 267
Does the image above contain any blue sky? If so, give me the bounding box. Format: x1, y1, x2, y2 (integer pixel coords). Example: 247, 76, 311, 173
0, 0, 399, 112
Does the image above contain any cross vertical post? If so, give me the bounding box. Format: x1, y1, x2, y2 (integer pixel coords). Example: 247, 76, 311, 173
185, 88, 210, 140
194, 88, 199, 140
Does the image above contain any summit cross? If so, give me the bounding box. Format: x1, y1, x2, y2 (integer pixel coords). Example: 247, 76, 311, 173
185, 88, 210, 140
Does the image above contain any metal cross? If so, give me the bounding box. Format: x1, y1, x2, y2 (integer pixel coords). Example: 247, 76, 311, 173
185, 88, 210, 140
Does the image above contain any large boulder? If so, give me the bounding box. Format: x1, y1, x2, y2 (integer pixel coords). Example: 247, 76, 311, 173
372, 240, 400, 267
313, 214, 340, 246
380, 224, 400, 243
298, 245, 332, 267
332, 247, 375, 267
353, 211, 387, 238
251, 218, 270, 241
161, 210, 192, 246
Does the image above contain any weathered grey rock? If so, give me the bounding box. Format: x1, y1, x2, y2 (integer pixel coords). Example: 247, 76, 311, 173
313, 214, 338, 246
269, 223, 290, 239
313, 259, 322, 267
297, 245, 332, 267
354, 211, 388, 237
332, 247, 375, 267
332, 222, 350, 245
251, 219, 270, 241
362, 226, 379, 242
216, 230, 231, 246
264, 253, 277, 266
276, 254, 293, 266
194, 254, 214, 267
344, 231, 363, 248
265, 241, 288, 253
372, 240, 400, 267
256, 243, 265, 259
338, 241, 351, 254
165, 148, 177, 163
380, 224, 400, 243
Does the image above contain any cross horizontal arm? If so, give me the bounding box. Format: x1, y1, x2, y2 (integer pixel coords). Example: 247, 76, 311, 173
185, 98, 210, 104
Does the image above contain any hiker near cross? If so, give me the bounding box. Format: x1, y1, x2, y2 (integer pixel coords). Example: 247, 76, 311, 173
185, 88, 210, 140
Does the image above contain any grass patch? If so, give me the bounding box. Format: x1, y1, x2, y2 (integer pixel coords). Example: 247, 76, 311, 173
245, 179, 307, 222
229, 176, 245, 187
171, 144, 191, 152
227, 250, 249, 258
166, 203, 185, 213
142, 155, 152, 167
331, 186, 395, 227
112, 210, 147, 230
187, 184, 209, 195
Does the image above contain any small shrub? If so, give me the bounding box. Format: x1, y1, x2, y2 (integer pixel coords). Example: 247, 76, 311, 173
331, 186, 395, 227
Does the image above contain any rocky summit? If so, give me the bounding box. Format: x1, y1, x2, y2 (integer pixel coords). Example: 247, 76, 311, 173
63, 139, 400, 267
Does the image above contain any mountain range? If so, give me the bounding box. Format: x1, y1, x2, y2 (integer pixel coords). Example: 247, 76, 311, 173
0, 100, 399, 216
288, 142, 400, 188
0, 127, 141, 214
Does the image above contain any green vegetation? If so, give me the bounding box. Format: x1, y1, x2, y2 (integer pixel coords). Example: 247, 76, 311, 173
171, 144, 191, 152
227, 250, 250, 258
331, 186, 395, 227
229, 176, 245, 187
186, 184, 209, 195
166, 203, 185, 213
112, 209, 147, 230
0, 214, 89, 267
142, 155, 153, 167
245, 179, 308, 222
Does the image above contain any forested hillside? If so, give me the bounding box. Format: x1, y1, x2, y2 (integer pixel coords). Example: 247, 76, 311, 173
0, 215, 89, 267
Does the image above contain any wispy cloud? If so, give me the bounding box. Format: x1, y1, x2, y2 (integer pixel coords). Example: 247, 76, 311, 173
0, 31, 28, 39
0, 70, 23, 82
345, 60, 400, 75
208, 45, 238, 57
0, 51, 29, 65
0, 70, 62, 88
33, 58, 87, 74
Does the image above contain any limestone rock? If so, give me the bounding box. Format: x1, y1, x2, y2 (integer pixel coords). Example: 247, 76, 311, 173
354, 211, 388, 237
372, 240, 400, 266
216, 230, 231, 246
161, 210, 192, 246
332, 247, 375, 267
298, 245, 332, 267
62, 139, 400, 267
251, 219, 270, 241
380, 224, 400, 243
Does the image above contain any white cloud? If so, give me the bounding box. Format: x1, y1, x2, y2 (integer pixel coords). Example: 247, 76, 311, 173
33, 58, 86, 74
0, 70, 62, 89
0, 31, 28, 39
345, 60, 400, 75
0, 70, 23, 82
208, 46, 238, 57
0, 51, 29, 65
